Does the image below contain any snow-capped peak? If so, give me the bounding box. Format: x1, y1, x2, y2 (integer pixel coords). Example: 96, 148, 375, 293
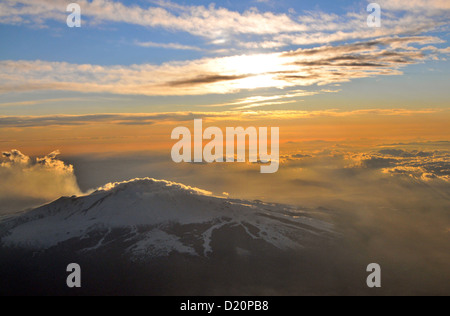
0, 178, 333, 259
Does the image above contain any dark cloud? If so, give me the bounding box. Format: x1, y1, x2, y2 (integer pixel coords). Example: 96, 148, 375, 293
378, 149, 434, 158
281, 37, 434, 57
361, 157, 398, 169
291, 154, 312, 159
0, 113, 208, 128
167, 74, 252, 87
280, 38, 429, 85
298, 61, 387, 67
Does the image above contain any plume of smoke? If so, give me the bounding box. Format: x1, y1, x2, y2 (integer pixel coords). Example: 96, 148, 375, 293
0, 150, 82, 214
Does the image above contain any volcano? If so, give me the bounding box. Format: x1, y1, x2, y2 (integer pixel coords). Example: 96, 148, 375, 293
0, 178, 337, 295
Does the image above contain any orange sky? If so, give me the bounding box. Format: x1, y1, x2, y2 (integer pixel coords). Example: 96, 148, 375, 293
1, 109, 449, 157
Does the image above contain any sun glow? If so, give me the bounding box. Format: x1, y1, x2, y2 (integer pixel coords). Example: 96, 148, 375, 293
238, 74, 288, 90
217, 53, 297, 90
225, 54, 286, 74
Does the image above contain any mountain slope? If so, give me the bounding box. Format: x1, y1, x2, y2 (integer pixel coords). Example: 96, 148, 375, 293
0, 178, 333, 259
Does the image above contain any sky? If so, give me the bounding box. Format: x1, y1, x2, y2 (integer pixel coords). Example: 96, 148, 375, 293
0, 0, 449, 115
0, 0, 449, 212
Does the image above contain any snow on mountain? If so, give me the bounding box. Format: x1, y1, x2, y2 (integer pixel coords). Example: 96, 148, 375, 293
0, 178, 333, 259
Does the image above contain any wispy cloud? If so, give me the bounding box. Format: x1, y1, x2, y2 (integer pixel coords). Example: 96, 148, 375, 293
0, 0, 307, 37
1, 0, 448, 50
135, 41, 202, 51
232, 100, 299, 110
377, 0, 450, 11
0, 109, 440, 128
215, 89, 340, 110
201, 89, 322, 108
0, 98, 84, 107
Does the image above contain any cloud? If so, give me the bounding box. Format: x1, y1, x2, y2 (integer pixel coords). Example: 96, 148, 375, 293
135, 41, 202, 51
202, 89, 330, 109
0, 0, 447, 50
0, 36, 443, 96
378, 149, 433, 158
0, 113, 198, 127
0, 98, 85, 108
377, 0, 450, 11
231, 100, 298, 110
55, 142, 450, 293
0, 108, 440, 128
353, 156, 399, 169
0, 0, 307, 37
230, 89, 343, 110
0, 150, 82, 214
167, 74, 253, 87
349, 148, 450, 182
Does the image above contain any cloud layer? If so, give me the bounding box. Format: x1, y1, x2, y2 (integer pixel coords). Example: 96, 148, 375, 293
0, 108, 439, 128
0, 36, 445, 96
361, 149, 450, 182
1, 0, 448, 49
